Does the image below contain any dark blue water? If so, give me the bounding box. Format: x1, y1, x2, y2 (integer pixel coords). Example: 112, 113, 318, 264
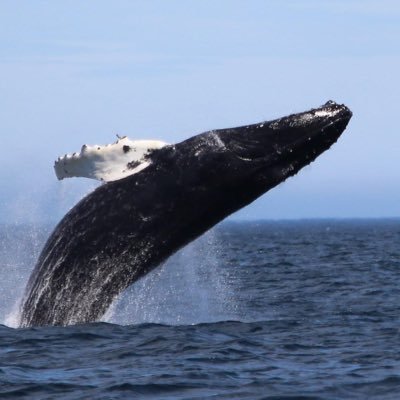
1, 220, 400, 399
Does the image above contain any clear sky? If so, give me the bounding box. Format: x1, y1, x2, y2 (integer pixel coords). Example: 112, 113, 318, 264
0, 1, 399, 223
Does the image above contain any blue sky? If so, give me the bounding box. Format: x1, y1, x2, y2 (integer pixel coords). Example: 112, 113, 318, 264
0, 1, 399, 222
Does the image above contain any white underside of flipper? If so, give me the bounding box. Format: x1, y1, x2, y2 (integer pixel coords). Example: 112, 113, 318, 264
54, 136, 168, 182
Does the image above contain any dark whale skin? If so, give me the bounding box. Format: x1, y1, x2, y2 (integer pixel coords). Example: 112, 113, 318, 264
20, 101, 352, 327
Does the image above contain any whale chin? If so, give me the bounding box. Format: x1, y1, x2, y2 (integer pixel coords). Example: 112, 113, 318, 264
20, 101, 352, 327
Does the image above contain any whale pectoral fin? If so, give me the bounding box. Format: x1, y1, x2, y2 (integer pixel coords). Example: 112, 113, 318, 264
54, 137, 168, 182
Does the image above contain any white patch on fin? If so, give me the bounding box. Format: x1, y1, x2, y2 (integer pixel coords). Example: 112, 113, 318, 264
54, 136, 168, 182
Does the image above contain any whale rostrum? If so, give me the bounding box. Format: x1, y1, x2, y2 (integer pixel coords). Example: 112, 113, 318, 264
20, 101, 352, 327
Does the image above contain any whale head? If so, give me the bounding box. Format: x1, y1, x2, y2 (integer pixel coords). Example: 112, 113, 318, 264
148, 101, 352, 224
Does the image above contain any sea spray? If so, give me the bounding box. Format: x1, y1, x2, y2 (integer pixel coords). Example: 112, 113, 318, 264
105, 228, 240, 325
56, 179, 100, 216
1, 224, 49, 327
1, 179, 99, 326
0, 178, 239, 326
0, 184, 56, 326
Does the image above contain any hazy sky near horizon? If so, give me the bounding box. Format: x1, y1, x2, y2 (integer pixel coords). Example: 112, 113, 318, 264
0, 1, 399, 222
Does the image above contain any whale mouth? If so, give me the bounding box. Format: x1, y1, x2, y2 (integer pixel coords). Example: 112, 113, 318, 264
268, 101, 352, 168
219, 101, 352, 178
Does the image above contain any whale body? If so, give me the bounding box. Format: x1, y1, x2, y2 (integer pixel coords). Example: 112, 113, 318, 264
20, 101, 352, 327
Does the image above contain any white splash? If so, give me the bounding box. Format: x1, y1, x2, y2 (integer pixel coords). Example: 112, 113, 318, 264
54, 136, 168, 182
104, 229, 240, 325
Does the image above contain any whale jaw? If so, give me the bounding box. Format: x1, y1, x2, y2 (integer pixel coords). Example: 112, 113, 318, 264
219, 100, 351, 177
256, 101, 352, 189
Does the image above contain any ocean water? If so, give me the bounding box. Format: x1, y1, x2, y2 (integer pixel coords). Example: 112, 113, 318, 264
0, 219, 400, 399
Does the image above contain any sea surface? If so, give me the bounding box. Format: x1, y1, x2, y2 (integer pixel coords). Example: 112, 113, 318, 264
0, 219, 399, 399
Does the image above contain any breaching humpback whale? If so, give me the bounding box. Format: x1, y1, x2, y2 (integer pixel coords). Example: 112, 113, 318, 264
20, 101, 352, 327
